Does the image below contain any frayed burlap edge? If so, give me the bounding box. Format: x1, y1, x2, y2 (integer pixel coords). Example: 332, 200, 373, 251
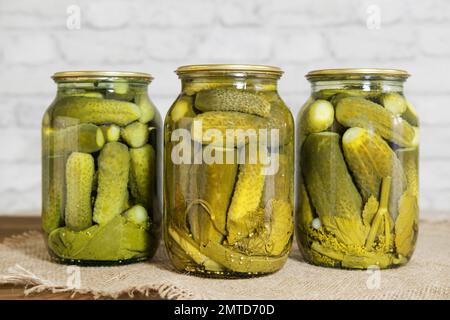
0, 231, 197, 300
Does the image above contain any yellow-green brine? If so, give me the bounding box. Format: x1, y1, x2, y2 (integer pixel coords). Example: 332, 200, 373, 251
164, 64, 294, 277
296, 68, 419, 269
42, 71, 161, 265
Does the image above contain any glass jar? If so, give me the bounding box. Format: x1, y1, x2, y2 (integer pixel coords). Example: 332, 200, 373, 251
164, 64, 294, 277
296, 68, 419, 269
42, 71, 161, 265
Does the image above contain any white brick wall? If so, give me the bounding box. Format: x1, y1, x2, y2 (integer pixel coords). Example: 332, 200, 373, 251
0, 0, 449, 216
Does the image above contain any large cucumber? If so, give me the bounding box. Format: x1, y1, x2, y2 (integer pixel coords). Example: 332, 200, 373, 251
336, 97, 415, 147
64, 152, 95, 231
342, 127, 407, 220
195, 88, 271, 117
301, 132, 366, 246
226, 161, 265, 244
93, 142, 130, 225
53, 96, 141, 126
187, 147, 238, 245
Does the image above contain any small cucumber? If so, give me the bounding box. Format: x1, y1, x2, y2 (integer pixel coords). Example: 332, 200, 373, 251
93, 142, 130, 225
121, 121, 149, 148
65, 152, 95, 231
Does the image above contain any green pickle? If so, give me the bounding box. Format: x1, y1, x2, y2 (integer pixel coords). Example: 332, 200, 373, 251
296, 69, 419, 269
165, 65, 294, 277
42, 72, 159, 265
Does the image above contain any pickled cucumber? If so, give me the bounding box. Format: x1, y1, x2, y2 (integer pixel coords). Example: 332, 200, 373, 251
129, 144, 155, 209
135, 93, 155, 123
195, 89, 271, 117
301, 132, 366, 246
48, 215, 150, 261
266, 199, 293, 256
342, 127, 407, 219
300, 99, 334, 134
42, 155, 65, 234
191, 111, 269, 147
296, 181, 315, 231
396, 148, 419, 196
100, 124, 121, 142
201, 241, 288, 274
403, 100, 419, 126
187, 147, 238, 245
52, 123, 105, 155
65, 152, 95, 231
93, 142, 130, 225
226, 162, 265, 244
124, 204, 150, 229
53, 97, 141, 126
168, 226, 223, 272
395, 192, 418, 257
170, 95, 195, 123
262, 153, 290, 204
336, 97, 415, 147
381, 92, 407, 115
121, 122, 149, 148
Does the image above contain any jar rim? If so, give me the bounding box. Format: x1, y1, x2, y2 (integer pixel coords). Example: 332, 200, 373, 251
175, 64, 283, 77
306, 68, 410, 80
52, 71, 153, 82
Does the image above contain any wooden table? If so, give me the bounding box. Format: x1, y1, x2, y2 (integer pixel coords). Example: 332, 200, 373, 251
0, 216, 153, 300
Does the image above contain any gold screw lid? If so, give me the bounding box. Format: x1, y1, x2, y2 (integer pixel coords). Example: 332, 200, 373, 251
176, 64, 283, 77
52, 71, 153, 82
306, 68, 410, 80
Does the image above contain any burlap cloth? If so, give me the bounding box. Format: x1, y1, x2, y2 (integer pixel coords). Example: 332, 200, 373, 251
0, 219, 449, 300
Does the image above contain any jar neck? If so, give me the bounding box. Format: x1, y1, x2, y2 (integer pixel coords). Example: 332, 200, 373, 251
310, 78, 405, 93
55, 79, 150, 95
180, 75, 279, 92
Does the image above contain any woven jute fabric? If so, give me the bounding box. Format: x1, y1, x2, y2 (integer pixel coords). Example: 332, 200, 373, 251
0, 219, 449, 300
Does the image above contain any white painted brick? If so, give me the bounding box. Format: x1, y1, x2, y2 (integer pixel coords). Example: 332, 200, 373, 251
420, 126, 450, 160
274, 31, 328, 63
2, 32, 58, 65
0, 189, 40, 215
83, 1, 133, 29
0, 163, 40, 193
0, 0, 66, 29
420, 160, 450, 191
143, 31, 197, 61
419, 26, 450, 57
328, 26, 418, 61
193, 28, 272, 62
0, 129, 40, 163
217, 0, 264, 26
260, 0, 360, 27
409, 0, 450, 22
56, 30, 145, 64
0, 99, 18, 127
16, 97, 52, 128
0, 65, 55, 95
133, 0, 216, 27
